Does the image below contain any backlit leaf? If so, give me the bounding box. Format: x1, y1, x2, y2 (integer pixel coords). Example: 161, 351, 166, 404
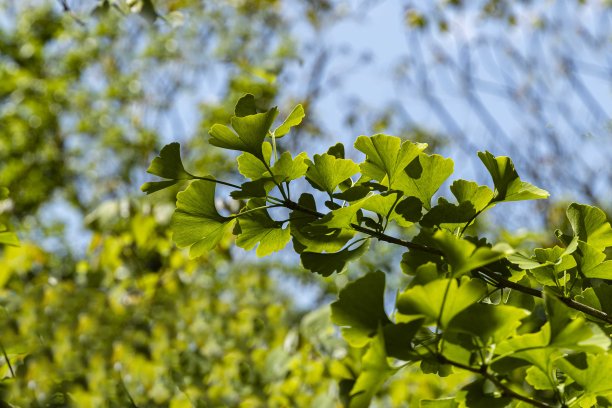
348, 328, 396, 408
305, 153, 360, 195
396, 277, 487, 328
171, 180, 234, 258
566, 203, 612, 251
235, 199, 291, 257
432, 230, 512, 277
396, 153, 454, 210
209, 108, 279, 160
273, 104, 305, 137
478, 151, 549, 202
354, 134, 427, 188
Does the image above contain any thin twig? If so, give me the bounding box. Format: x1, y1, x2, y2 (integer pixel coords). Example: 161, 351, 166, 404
281, 197, 612, 324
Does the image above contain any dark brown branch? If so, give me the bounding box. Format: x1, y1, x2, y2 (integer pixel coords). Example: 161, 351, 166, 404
436, 355, 555, 408
282, 198, 612, 324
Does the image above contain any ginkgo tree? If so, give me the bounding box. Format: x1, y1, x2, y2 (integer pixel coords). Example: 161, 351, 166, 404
144, 94, 612, 408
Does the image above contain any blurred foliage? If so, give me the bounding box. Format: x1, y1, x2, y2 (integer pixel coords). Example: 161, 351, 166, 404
0, 203, 470, 406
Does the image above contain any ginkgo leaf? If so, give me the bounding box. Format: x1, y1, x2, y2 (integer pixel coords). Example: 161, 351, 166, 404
271, 151, 308, 182
570, 241, 612, 279
396, 277, 487, 328
354, 134, 427, 188
432, 230, 513, 277
235, 199, 291, 257
450, 180, 494, 213
478, 151, 549, 202
566, 203, 612, 251
290, 194, 354, 253
348, 328, 396, 408
300, 241, 369, 277
146, 142, 193, 180
331, 271, 391, 347
446, 303, 529, 347
420, 198, 476, 229
236, 142, 273, 180
543, 288, 610, 352
396, 153, 454, 210
273, 104, 305, 137
305, 153, 360, 195
171, 180, 234, 258
209, 108, 279, 160
141, 143, 194, 194
234, 93, 257, 117
556, 354, 612, 400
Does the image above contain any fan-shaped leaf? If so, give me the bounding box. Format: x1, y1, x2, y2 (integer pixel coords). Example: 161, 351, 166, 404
171, 180, 234, 258
273, 104, 305, 137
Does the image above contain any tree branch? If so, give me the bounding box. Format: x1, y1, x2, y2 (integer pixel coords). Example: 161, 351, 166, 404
282, 198, 612, 324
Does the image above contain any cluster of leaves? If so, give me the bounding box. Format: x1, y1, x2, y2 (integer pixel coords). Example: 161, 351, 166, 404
144, 94, 612, 407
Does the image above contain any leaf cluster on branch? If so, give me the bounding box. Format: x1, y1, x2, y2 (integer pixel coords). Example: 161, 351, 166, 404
144, 94, 612, 407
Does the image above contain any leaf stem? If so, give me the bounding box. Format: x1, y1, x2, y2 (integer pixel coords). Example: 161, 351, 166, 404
0, 340, 15, 378
281, 198, 612, 324
193, 176, 242, 189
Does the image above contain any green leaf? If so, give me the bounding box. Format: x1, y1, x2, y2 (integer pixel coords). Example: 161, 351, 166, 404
0, 231, 19, 247
331, 271, 391, 347
478, 151, 549, 202
300, 241, 370, 277
171, 180, 234, 258
446, 303, 529, 347
556, 354, 612, 400
271, 151, 308, 182
348, 328, 396, 408
146, 142, 193, 180
450, 180, 494, 213
209, 108, 279, 160
432, 230, 513, 277
0, 187, 8, 199
396, 277, 487, 328
354, 134, 427, 188
525, 366, 556, 390
543, 288, 610, 352
305, 153, 360, 195
290, 194, 353, 253
420, 398, 458, 407
234, 94, 257, 117
327, 142, 345, 159
395, 196, 423, 223
396, 153, 454, 210
566, 203, 612, 251
383, 319, 424, 361
230, 178, 275, 200
273, 104, 305, 137
509, 245, 577, 286
573, 241, 612, 279
141, 180, 180, 195
236, 142, 273, 180
420, 198, 476, 229
575, 285, 612, 315
235, 199, 291, 257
